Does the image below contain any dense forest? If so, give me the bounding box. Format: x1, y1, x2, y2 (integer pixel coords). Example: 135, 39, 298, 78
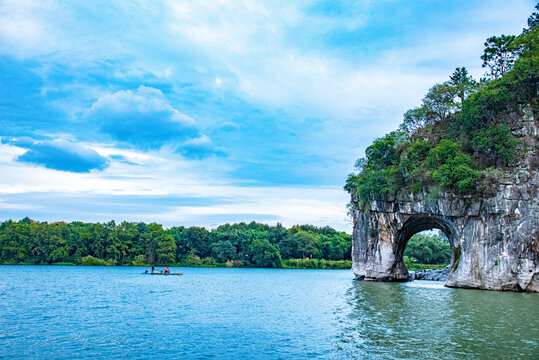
345, 6, 538, 208
0, 218, 353, 268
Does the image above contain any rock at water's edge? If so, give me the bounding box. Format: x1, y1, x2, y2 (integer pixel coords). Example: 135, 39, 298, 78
351, 108, 538, 292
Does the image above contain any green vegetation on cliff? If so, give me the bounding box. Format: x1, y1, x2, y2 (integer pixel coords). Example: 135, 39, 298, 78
0, 218, 351, 268
345, 6, 538, 207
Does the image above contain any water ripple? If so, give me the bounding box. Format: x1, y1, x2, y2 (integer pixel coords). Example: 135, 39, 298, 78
0, 266, 538, 359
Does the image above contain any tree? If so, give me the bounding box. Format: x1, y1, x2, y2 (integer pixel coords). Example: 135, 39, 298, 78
276, 234, 298, 259
0, 219, 354, 266
116, 221, 139, 263
425, 139, 479, 193
156, 232, 176, 264
404, 234, 451, 264
530, 4, 539, 26
268, 223, 288, 245
481, 35, 517, 78
473, 125, 519, 167
140, 223, 174, 264
449, 67, 477, 105
514, 5, 539, 59
248, 239, 282, 268
0, 222, 28, 262
177, 227, 211, 257
293, 231, 321, 259
364, 132, 402, 169
422, 83, 458, 122
400, 106, 434, 135
211, 240, 236, 263
400, 82, 459, 136
90, 223, 107, 259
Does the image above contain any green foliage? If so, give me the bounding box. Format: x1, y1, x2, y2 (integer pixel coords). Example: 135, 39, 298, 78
200, 257, 217, 266
473, 125, 519, 167
0, 218, 352, 269
400, 106, 433, 135
211, 240, 237, 263
185, 249, 201, 266
425, 140, 479, 193
248, 239, 282, 268
293, 231, 321, 259
481, 34, 517, 78
346, 9, 538, 205
422, 83, 458, 122
0, 221, 29, 263
282, 259, 352, 269
81, 255, 108, 266
527, 4, 539, 28
404, 234, 451, 264
400, 138, 433, 188
364, 132, 401, 169
403, 256, 448, 271
449, 67, 477, 105
175, 227, 210, 258
346, 131, 407, 204
131, 254, 147, 266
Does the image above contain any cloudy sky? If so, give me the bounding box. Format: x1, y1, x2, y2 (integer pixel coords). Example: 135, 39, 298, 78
0, 0, 534, 231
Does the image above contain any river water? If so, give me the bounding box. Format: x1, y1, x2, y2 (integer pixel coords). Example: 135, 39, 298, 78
0, 266, 537, 359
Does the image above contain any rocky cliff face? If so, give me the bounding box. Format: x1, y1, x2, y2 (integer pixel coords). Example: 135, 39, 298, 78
352, 107, 539, 292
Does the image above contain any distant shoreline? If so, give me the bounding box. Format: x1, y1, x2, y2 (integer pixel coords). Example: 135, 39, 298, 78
0, 259, 354, 270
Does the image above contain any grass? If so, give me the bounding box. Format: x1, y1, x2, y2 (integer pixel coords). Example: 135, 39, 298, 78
405, 262, 449, 271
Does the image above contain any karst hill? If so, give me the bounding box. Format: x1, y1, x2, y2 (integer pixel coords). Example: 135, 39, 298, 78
345, 10, 538, 292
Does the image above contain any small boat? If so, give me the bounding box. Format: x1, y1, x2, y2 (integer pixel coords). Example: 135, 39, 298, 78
142, 272, 184, 275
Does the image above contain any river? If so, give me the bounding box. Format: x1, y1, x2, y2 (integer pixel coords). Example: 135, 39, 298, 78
0, 266, 537, 359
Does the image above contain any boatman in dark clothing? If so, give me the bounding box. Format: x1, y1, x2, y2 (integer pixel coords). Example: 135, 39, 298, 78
151, 265, 155, 273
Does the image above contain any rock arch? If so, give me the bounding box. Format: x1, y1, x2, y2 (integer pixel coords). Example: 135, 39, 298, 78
351, 189, 538, 291
351, 109, 538, 292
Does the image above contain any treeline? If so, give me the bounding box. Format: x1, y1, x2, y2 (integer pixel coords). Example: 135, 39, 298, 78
404, 233, 451, 265
345, 6, 538, 207
0, 218, 352, 268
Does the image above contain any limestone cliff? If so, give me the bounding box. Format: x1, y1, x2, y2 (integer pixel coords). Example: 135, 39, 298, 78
351, 107, 539, 292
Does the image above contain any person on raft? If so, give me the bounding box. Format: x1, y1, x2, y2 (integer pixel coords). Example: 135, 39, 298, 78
164, 267, 169, 274
151, 265, 155, 273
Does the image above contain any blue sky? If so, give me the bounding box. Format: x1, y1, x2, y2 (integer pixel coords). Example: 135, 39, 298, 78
0, 0, 534, 231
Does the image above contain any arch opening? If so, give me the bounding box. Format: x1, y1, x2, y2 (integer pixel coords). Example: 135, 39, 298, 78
396, 216, 456, 275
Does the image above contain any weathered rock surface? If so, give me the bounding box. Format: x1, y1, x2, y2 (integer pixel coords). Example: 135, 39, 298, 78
352, 107, 539, 292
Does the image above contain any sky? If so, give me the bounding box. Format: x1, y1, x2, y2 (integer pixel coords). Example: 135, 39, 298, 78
0, 0, 535, 232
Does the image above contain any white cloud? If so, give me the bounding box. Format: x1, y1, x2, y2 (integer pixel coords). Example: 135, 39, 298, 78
2, 0, 532, 122
0, 141, 351, 231
0, 0, 63, 58
85, 86, 202, 149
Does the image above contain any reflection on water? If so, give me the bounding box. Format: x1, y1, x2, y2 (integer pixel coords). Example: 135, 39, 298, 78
336, 280, 539, 359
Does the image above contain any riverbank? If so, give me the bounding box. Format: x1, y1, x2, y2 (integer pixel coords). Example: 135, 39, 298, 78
1, 258, 353, 270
